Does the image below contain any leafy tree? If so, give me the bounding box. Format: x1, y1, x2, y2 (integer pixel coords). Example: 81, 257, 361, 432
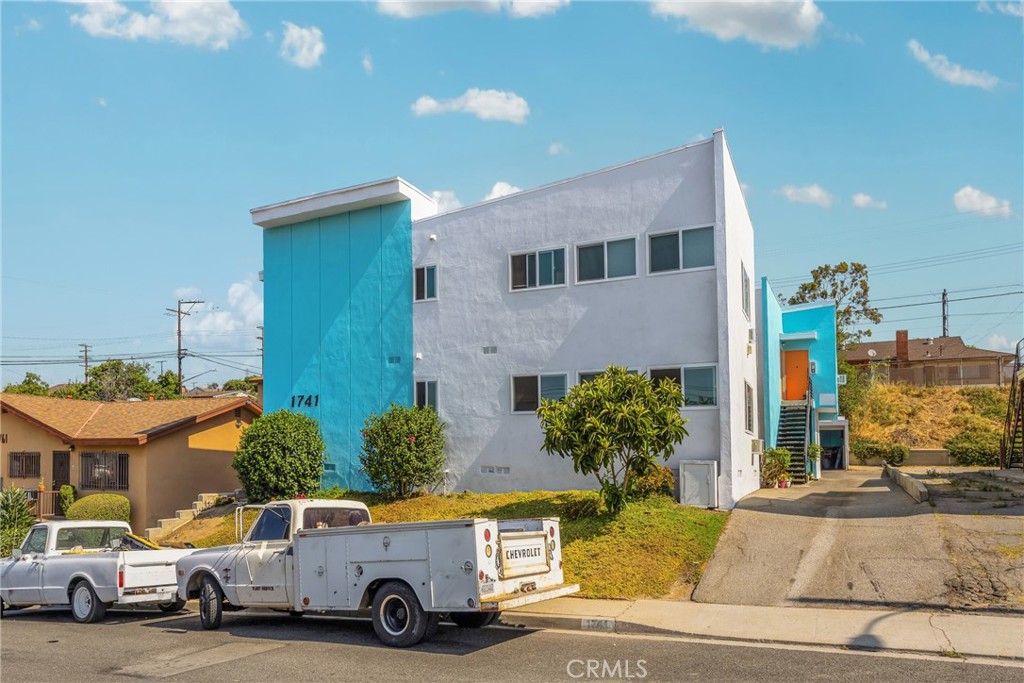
153, 370, 181, 399
1, 487, 37, 557
222, 378, 257, 395
73, 360, 181, 401
787, 262, 882, 348
3, 372, 50, 396
359, 404, 446, 499
837, 357, 871, 420
537, 366, 688, 514
233, 410, 326, 503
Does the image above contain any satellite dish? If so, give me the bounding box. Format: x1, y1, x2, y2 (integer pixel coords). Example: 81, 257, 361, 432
867, 349, 877, 358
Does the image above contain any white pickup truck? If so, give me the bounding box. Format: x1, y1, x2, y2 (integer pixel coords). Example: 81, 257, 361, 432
176, 498, 579, 646
0, 520, 195, 623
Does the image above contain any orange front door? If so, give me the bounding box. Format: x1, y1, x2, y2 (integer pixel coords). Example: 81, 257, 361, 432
784, 350, 809, 400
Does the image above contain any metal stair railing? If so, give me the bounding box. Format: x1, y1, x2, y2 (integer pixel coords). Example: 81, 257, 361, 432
1001, 338, 1024, 469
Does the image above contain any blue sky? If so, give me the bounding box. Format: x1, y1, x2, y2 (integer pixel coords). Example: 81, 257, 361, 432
2, 1, 1022, 388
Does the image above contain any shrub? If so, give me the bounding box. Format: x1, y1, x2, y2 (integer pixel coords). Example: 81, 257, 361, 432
233, 410, 326, 503
761, 448, 791, 487
960, 387, 1008, 421
1, 487, 37, 557
58, 484, 77, 516
65, 493, 130, 523
851, 439, 908, 466
944, 428, 1000, 467
359, 404, 446, 499
628, 464, 676, 500
558, 492, 602, 521
806, 443, 822, 463
314, 485, 353, 500
537, 366, 688, 514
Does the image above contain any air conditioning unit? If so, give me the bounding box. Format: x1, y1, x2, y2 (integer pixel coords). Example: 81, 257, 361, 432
751, 438, 764, 454
747, 328, 755, 343
837, 374, 847, 386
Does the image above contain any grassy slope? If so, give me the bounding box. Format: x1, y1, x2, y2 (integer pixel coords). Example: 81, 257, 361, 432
851, 384, 1008, 448
160, 491, 728, 600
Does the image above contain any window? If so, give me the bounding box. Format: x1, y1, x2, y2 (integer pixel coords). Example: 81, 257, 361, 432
511, 247, 565, 290
416, 380, 438, 412
741, 263, 751, 320
649, 226, 714, 273
302, 507, 369, 529
577, 238, 636, 282
744, 382, 754, 433
512, 373, 567, 412
415, 265, 437, 301
248, 505, 292, 542
8, 452, 40, 479
21, 527, 47, 555
649, 366, 717, 406
80, 452, 129, 491
55, 526, 127, 551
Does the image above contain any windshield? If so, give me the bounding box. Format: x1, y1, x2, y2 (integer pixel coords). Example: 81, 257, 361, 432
303, 507, 370, 529
247, 506, 292, 542
21, 527, 48, 554
55, 526, 128, 551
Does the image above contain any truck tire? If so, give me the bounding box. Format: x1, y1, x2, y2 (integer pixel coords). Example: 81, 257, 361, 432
158, 598, 187, 613
371, 581, 431, 648
70, 581, 107, 624
198, 575, 224, 630
450, 612, 497, 628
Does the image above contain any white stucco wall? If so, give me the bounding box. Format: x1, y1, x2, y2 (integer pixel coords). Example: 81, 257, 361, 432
411, 134, 756, 505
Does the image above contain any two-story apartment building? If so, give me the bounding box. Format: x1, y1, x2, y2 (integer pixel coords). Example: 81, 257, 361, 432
253, 129, 760, 508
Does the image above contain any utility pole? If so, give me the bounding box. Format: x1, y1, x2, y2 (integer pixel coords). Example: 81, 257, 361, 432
78, 343, 90, 383
941, 289, 949, 337
166, 299, 203, 395
256, 326, 264, 374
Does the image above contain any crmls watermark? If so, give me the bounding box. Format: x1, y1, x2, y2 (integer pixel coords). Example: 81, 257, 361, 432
566, 660, 648, 679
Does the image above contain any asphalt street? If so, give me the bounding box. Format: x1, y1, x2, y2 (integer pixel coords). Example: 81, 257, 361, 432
1, 606, 1018, 683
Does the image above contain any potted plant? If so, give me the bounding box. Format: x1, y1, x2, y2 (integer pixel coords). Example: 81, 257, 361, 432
38, 477, 46, 493
778, 472, 792, 489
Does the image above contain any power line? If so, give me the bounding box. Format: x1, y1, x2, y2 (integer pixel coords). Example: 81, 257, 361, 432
870, 282, 1022, 303
166, 299, 203, 396
875, 291, 1022, 311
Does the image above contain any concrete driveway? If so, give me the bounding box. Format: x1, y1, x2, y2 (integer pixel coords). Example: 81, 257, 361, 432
693, 468, 957, 609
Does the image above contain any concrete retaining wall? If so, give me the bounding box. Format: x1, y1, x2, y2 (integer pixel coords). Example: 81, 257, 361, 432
882, 463, 929, 503
905, 449, 952, 466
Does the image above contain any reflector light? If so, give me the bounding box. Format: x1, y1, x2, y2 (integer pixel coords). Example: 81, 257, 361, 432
549, 527, 555, 538
485, 544, 492, 558
118, 569, 124, 588
479, 570, 484, 581
484, 528, 491, 542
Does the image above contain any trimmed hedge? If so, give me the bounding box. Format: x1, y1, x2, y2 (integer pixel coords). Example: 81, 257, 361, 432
65, 493, 130, 523
851, 439, 908, 466
944, 428, 1000, 467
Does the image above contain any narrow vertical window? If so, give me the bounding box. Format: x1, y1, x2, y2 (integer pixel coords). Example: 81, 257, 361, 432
415, 266, 437, 301
415, 380, 438, 412
744, 382, 754, 433
741, 263, 751, 320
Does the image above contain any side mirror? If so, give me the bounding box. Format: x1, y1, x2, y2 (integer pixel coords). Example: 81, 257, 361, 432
11, 549, 23, 560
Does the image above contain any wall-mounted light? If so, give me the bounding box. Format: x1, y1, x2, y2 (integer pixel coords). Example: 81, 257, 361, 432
415, 352, 423, 360
429, 234, 438, 241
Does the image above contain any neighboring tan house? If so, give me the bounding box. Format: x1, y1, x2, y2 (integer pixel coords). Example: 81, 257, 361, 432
845, 330, 1014, 387
0, 393, 261, 534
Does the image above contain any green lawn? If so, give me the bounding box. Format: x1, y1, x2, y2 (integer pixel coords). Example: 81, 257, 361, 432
162, 491, 728, 600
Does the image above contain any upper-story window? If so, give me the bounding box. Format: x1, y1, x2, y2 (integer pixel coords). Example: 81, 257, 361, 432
511, 247, 565, 290
415, 265, 437, 301
416, 380, 438, 412
512, 373, 568, 412
741, 263, 751, 320
649, 366, 717, 406
577, 237, 637, 282
649, 226, 714, 274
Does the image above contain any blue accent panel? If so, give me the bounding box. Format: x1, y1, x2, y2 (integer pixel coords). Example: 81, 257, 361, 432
263, 227, 293, 414
761, 278, 783, 448
262, 200, 414, 490
782, 303, 839, 421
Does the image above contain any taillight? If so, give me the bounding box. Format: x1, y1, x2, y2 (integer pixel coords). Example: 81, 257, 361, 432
484, 528, 491, 542
549, 526, 555, 538
118, 569, 124, 588
478, 570, 484, 581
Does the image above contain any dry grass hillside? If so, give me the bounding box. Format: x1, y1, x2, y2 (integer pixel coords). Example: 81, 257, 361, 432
850, 383, 1009, 448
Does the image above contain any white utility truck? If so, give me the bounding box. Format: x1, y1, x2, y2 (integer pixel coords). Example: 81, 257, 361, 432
176, 498, 579, 646
0, 520, 195, 622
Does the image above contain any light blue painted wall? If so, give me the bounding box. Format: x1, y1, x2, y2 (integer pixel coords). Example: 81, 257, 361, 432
263, 202, 414, 489
781, 303, 839, 421
761, 278, 783, 448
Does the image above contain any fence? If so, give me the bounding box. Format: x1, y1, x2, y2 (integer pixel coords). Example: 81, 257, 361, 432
860, 359, 1012, 387
27, 490, 60, 518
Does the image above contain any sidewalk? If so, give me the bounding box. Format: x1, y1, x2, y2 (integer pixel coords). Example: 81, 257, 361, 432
502, 597, 1024, 660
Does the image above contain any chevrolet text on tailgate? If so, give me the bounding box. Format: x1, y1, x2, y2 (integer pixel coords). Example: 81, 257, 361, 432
176, 498, 579, 646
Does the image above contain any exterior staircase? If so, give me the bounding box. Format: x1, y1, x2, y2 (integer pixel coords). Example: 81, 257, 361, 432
1001, 338, 1024, 470
143, 490, 239, 541
777, 403, 808, 484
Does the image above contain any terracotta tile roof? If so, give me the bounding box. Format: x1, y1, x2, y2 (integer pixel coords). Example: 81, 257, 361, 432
844, 335, 1014, 363
0, 393, 261, 445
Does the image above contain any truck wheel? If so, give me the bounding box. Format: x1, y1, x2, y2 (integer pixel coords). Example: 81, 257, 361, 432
198, 576, 224, 630
158, 598, 187, 613
371, 581, 430, 648
450, 612, 497, 628
70, 581, 107, 623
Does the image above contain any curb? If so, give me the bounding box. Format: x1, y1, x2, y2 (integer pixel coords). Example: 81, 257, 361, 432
883, 463, 929, 503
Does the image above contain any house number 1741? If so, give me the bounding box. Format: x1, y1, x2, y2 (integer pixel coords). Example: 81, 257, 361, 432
290, 394, 319, 408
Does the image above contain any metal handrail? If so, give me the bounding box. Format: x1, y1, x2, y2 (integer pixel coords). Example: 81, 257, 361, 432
1000, 338, 1024, 468
804, 373, 814, 476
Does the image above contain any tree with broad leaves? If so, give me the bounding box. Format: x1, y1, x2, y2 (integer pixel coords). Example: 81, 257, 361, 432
3, 372, 50, 396
787, 262, 882, 348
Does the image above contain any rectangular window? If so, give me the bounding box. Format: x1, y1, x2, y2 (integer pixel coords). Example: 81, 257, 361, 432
80, 452, 129, 491
649, 367, 682, 388
415, 380, 438, 412
577, 238, 637, 282
744, 382, 754, 433
511, 248, 564, 290
414, 265, 437, 301
512, 373, 567, 412
650, 227, 714, 273
684, 366, 717, 406
741, 263, 751, 320
8, 452, 40, 479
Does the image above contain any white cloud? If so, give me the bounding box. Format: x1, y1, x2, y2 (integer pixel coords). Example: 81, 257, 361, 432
69, 1, 248, 51
907, 39, 1000, 90
953, 185, 1011, 218
377, 0, 568, 18
264, 31, 275, 43
412, 88, 530, 124
548, 142, 566, 155
362, 51, 374, 75
430, 190, 463, 213
179, 278, 264, 347
484, 181, 522, 200
778, 184, 832, 208
852, 192, 887, 209
650, 1, 825, 50
173, 286, 202, 300
280, 22, 325, 68
18, 18, 43, 33
986, 333, 1014, 352
97, 97, 108, 107
977, 1, 1024, 17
